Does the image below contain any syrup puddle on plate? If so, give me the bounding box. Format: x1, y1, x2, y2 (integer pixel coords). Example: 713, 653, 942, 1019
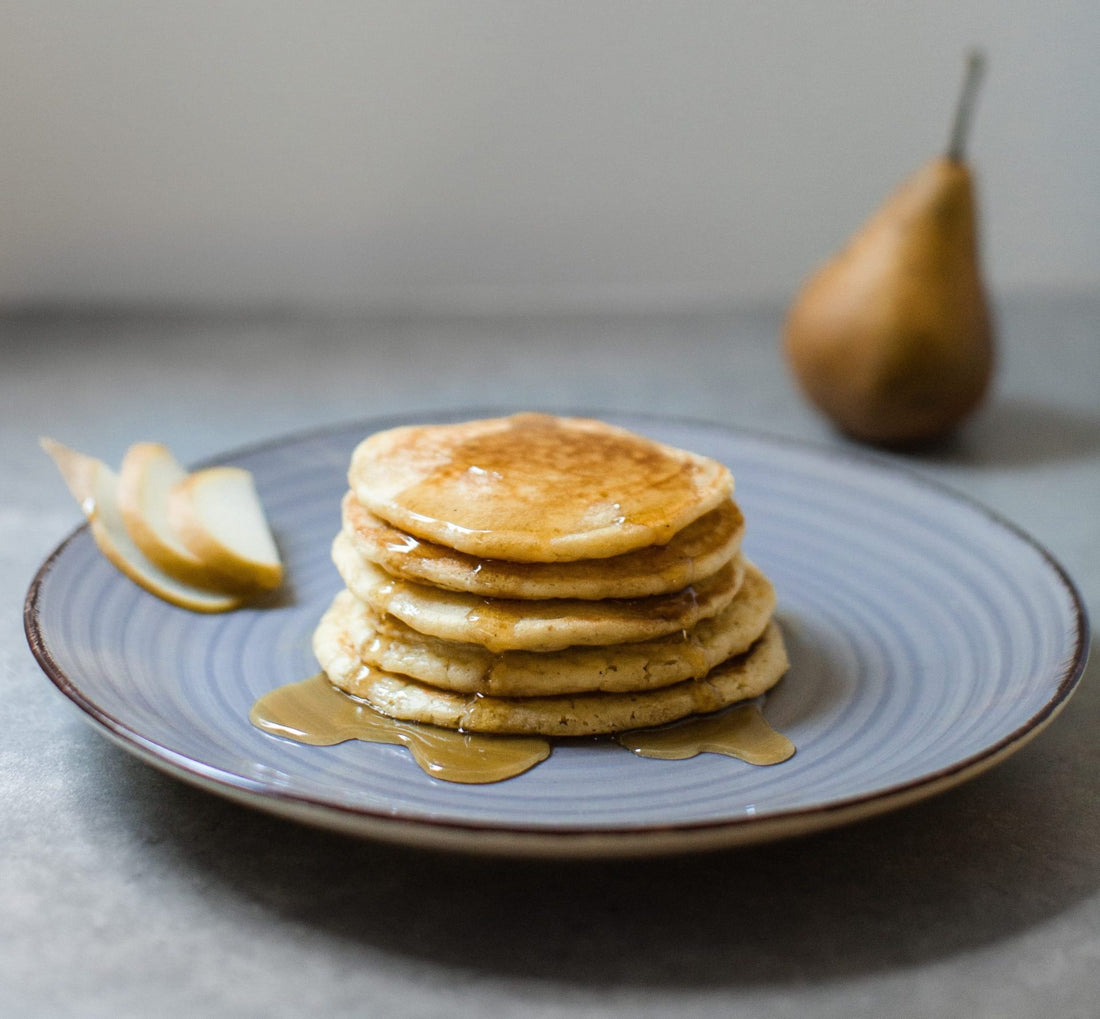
251, 673, 794, 784
616, 703, 794, 765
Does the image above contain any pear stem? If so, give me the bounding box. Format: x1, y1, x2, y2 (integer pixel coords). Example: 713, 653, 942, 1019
947, 49, 986, 161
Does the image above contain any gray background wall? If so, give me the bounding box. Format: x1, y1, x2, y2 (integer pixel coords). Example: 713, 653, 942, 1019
3, 1, 1097, 312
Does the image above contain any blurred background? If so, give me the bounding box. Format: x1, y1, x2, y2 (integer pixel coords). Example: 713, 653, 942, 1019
2, 0, 1097, 316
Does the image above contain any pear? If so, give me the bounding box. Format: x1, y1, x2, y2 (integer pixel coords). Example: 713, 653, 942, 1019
40, 438, 245, 613
117, 441, 260, 594
784, 52, 994, 445
168, 465, 284, 592
43, 436, 284, 610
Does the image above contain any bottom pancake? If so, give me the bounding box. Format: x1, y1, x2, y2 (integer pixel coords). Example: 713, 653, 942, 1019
313, 596, 789, 736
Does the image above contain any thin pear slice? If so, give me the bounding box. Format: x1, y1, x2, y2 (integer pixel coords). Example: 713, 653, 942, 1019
118, 441, 257, 594
168, 466, 283, 592
40, 438, 244, 613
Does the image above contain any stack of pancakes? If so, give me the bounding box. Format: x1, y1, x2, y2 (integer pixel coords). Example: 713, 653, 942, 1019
313, 413, 788, 737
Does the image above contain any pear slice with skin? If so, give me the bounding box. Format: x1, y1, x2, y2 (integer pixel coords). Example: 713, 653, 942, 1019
41, 438, 245, 613
118, 441, 260, 595
168, 466, 283, 592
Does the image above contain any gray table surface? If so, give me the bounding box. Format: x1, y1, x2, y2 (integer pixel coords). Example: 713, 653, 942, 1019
3, 295, 1097, 1018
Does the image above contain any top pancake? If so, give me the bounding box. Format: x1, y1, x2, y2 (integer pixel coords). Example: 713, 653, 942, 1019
348, 413, 733, 563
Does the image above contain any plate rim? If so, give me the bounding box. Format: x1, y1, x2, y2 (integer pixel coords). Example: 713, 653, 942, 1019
23, 411, 1091, 858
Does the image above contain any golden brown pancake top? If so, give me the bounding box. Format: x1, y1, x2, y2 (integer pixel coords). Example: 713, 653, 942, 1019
349, 413, 733, 562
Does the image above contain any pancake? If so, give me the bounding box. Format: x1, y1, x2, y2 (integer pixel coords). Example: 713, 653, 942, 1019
309, 413, 791, 744
341, 492, 744, 600
348, 413, 733, 563
313, 597, 789, 736
332, 530, 745, 653
325, 560, 776, 696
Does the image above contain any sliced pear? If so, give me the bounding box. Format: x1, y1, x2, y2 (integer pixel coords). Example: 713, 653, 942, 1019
40, 437, 244, 613
117, 441, 258, 595
168, 466, 283, 592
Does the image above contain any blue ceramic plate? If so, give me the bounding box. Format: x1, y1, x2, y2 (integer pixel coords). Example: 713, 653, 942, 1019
25, 413, 1089, 857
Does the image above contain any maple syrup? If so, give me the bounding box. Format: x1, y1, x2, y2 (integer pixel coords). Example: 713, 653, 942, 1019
250, 674, 793, 783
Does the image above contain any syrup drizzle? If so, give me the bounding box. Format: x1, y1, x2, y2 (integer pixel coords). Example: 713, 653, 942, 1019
615, 702, 795, 764
250, 674, 793, 784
